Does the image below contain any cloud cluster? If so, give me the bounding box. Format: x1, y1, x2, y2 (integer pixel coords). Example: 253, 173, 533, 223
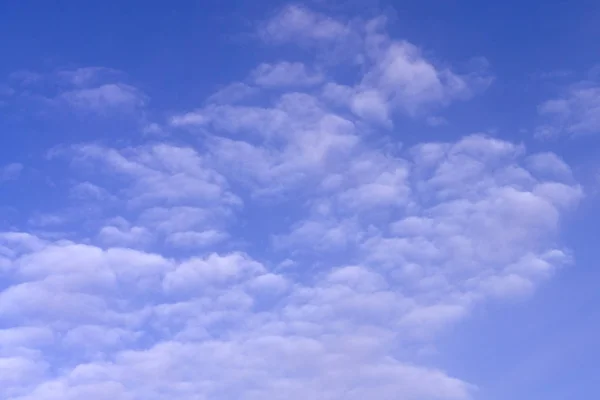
260, 5, 492, 125
0, 5, 583, 400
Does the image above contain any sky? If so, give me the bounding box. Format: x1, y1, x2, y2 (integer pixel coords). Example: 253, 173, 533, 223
0, 1, 599, 399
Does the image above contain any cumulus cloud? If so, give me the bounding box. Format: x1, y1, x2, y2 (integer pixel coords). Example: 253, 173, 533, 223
97, 224, 152, 247
260, 4, 350, 44
331, 34, 492, 122
0, 4, 582, 400
173, 8, 492, 131
259, 7, 492, 124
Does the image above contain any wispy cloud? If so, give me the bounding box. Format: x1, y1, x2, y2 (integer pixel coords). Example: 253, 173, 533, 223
4, 66, 147, 116
58, 83, 146, 113
0, 163, 23, 181
251, 61, 324, 87
537, 74, 600, 137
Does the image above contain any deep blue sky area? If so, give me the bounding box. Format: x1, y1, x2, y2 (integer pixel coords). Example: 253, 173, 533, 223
2, 0, 599, 150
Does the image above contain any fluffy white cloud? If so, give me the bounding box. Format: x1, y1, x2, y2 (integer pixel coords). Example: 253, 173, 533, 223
2, 123, 580, 399
259, 7, 492, 124
68, 143, 239, 207
260, 5, 350, 44
97, 225, 152, 247
342, 43, 490, 122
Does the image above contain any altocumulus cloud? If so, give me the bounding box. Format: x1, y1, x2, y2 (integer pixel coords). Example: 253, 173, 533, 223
0, 5, 583, 400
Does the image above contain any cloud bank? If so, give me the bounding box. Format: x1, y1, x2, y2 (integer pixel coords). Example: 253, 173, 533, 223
0, 5, 582, 400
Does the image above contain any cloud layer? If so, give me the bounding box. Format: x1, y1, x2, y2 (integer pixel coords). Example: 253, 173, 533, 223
0, 5, 583, 400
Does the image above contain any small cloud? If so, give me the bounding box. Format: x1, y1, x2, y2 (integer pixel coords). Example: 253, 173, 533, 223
534, 124, 560, 140
142, 122, 164, 135
170, 111, 209, 127
57, 67, 122, 87
533, 69, 573, 80
426, 116, 449, 127
349, 89, 391, 126
97, 225, 152, 247
207, 82, 257, 104
0, 163, 23, 181
536, 71, 600, 137
69, 182, 114, 201
6, 67, 146, 118
28, 213, 65, 227
277, 258, 296, 269
8, 70, 43, 86
59, 83, 146, 113
251, 62, 323, 87
260, 5, 349, 44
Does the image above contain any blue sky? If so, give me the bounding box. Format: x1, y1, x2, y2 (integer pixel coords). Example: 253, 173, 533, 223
0, 1, 599, 399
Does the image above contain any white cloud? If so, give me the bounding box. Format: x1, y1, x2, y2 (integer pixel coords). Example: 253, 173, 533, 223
0, 129, 581, 398
163, 252, 266, 293
63, 325, 139, 351
97, 225, 152, 247
59, 83, 146, 113
172, 95, 360, 195
259, 8, 492, 124
4, 67, 146, 118
251, 62, 323, 87
537, 80, 600, 136
426, 116, 449, 127
138, 206, 220, 234
261, 5, 349, 44
170, 111, 209, 127
8, 70, 43, 86
69, 182, 114, 201
0, 356, 47, 391
0, 326, 54, 350
207, 82, 257, 104
67, 143, 240, 208
348, 88, 391, 125
0, 163, 23, 181
51, 143, 241, 253
57, 67, 121, 87
526, 152, 574, 180
346, 38, 491, 121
